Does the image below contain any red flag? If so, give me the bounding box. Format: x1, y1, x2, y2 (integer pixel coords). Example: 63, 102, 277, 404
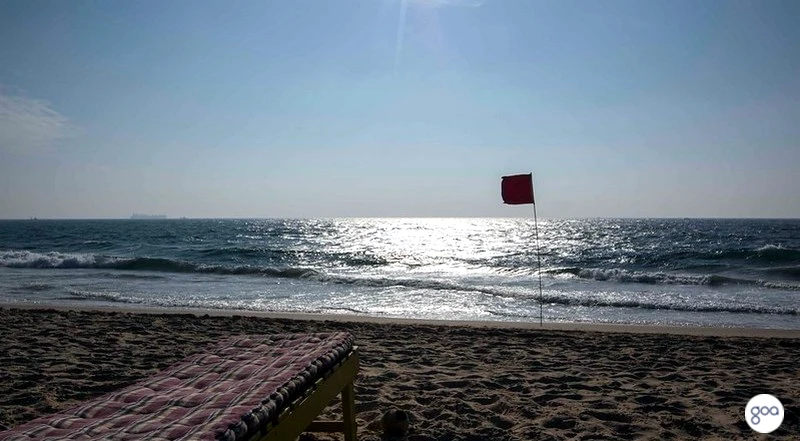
501, 173, 534, 205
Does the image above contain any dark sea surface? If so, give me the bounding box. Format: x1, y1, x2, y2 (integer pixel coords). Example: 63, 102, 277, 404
1, 218, 798, 329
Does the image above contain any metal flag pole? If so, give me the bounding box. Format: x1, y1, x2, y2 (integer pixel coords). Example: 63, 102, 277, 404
532, 182, 543, 326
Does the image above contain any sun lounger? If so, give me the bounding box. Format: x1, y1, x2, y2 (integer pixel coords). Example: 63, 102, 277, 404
0, 332, 358, 441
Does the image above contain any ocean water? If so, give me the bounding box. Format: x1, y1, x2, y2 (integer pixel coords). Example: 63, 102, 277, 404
0, 218, 798, 329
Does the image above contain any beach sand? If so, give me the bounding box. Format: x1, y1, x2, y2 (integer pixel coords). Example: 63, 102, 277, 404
0, 307, 798, 440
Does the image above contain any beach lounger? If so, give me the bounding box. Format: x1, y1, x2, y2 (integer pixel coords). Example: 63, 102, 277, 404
0, 332, 358, 441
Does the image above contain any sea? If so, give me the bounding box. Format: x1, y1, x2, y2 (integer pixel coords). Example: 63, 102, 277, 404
1, 218, 798, 329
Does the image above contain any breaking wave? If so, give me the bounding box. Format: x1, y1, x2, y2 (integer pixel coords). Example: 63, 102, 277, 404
59, 284, 798, 316
3, 249, 799, 316
63, 290, 140, 304
544, 266, 800, 290
0, 251, 322, 279
4, 250, 799, 292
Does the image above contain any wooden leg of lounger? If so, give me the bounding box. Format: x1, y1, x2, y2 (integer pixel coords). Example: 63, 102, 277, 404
342, 380, 357, 441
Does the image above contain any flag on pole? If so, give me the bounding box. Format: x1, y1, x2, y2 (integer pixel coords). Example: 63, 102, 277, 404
501, 172, 543, 326
501, 173, 534, 205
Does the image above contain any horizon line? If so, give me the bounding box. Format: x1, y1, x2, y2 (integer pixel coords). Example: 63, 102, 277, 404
3, 216, 800, 221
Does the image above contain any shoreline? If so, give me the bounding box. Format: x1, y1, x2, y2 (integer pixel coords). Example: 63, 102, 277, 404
3, 302, 800, 338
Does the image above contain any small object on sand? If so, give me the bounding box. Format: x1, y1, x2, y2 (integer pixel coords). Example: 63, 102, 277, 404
381, 408, 410, 439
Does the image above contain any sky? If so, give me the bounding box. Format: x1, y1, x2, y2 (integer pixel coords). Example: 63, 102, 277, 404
1, 0, 798, 219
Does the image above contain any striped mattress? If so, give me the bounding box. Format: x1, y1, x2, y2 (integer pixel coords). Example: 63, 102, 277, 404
0, 332, 355, 441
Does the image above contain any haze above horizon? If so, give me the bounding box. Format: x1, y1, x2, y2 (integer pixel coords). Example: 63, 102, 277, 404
1, 0, 798, 219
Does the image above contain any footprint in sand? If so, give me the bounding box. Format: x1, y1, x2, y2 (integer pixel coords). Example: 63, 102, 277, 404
634, 395, 666, 405
543, 415, 577, 430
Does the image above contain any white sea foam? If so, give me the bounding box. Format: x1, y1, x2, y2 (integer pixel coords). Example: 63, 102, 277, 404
0, 250, 107, 268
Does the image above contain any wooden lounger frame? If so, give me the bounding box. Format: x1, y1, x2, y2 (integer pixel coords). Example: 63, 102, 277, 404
253, 347, 359, 441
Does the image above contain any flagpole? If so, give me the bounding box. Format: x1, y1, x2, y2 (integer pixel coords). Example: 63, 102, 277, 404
532, 192, 543, 326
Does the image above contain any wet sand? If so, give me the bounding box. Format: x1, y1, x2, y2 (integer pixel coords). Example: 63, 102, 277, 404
0, 306, 798, 440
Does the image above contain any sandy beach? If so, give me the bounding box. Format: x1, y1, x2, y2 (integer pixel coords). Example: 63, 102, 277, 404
0, 307, 798, 440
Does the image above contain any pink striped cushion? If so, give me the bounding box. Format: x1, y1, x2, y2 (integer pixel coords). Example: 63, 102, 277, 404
0, 333, 354, 441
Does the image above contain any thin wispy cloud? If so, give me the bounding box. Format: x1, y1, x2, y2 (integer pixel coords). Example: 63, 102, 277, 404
394, 0, 485, 69
0, 88, 72, 154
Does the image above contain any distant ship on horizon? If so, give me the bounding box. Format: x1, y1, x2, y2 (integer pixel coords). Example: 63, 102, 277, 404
130, 213, 167, 219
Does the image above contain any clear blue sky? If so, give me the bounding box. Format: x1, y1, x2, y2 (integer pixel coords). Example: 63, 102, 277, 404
1, 0, 798, 218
